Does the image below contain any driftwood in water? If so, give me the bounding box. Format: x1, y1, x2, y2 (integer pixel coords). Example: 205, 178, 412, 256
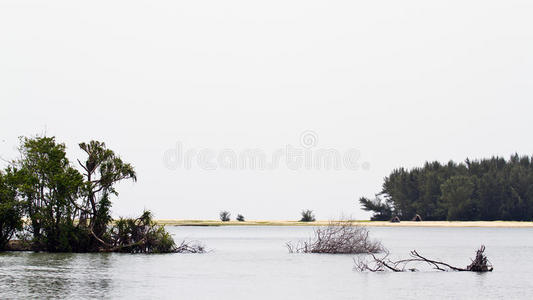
465, 246, 493, 272
354, 245, 493, 272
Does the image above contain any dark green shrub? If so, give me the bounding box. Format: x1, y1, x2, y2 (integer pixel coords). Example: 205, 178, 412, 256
110, 210, 175, 253
300, 210, 316, 222
219, 211, 231, 222
109, 211, 204, 253
0, 170, 23, 250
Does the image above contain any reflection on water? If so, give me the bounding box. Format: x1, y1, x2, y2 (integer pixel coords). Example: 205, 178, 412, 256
1, 252, 112, 299
1, 226, 533, 299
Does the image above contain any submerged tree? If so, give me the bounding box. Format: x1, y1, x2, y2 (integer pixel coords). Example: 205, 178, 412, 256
287, 220, 384, 254
354, 245, 493, 272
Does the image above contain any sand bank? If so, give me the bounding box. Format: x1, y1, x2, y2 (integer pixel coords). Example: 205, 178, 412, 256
155, 220, 533, 227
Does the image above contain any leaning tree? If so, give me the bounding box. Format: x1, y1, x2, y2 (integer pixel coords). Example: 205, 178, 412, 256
76, 141, 137, 249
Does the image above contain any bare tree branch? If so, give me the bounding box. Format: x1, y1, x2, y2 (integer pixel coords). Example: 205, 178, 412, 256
354, 245, 493, 272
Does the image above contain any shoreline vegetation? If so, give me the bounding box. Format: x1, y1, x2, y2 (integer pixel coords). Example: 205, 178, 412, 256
0, 136, 198, 254
360, 155, 533, 222
154, 219, 533, 227
2, 135, 532, 257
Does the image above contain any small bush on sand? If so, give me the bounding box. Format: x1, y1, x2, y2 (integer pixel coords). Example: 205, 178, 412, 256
219, 211, 231, 222
300, 210, 316, 222
287, 220, 384, 254
236, 214, 245, 222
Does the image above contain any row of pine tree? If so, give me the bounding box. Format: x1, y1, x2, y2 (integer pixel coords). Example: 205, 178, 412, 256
360, 154, 533, 221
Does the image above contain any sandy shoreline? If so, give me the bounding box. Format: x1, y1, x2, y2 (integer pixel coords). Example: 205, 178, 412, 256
155, 220, 533, 228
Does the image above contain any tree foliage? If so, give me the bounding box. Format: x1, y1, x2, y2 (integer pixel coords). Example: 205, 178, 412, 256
0, 135, 188, 253
13, 136, 84, 251
77, 141, 137, 249
109, 211, 182, 253
0, 170, 23, 249
360, 155, 533, 221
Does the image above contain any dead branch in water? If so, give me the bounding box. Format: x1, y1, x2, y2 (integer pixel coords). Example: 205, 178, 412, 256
174, 240, 206, 253
355, 245, 493, 272
287, 220, 384, 254
465, 245, 493, 272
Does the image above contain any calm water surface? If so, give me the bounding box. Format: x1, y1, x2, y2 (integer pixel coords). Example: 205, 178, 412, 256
1, 226, 532, 299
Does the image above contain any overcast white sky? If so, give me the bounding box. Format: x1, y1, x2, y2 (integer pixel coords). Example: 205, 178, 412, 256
1, 0, 533, 220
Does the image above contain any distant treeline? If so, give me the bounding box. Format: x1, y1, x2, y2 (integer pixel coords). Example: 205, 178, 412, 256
360, 154, 533, 221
